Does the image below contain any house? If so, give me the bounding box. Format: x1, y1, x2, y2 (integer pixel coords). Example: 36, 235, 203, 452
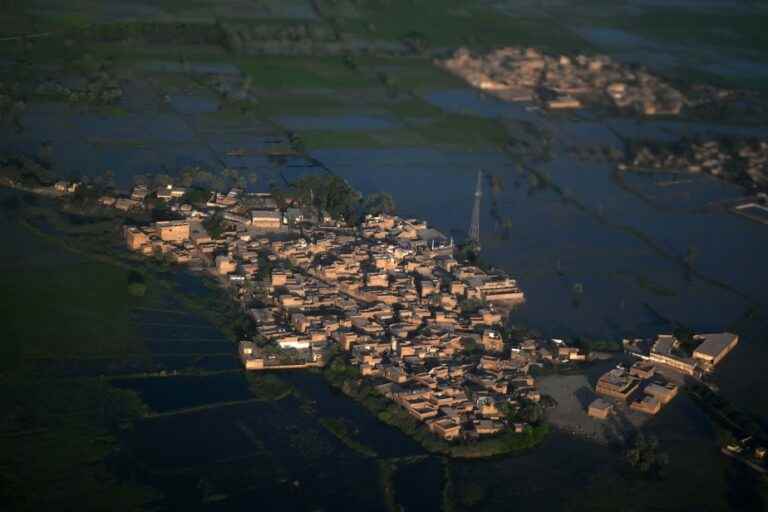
692, 332, 739, 369
649, 335, 698, 376
130, 184, 149, 201
114, 198, 139, 211
251, 210, 282, 230
215, 255, 237, 275
588, 398, 613, 419
125, 227, 150, 251
154, 220, 190, 242
596, 368, 639, 400
284, 207, 304, 224
643, 383, 678, 404
481, 329, 504, 353
629, 361, 655, 380
239, 340, 265, 370
430, 417, 461, 440
630, 395, 661, 415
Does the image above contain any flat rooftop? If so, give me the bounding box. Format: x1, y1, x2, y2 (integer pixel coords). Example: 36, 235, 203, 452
652, 334, 675, 355
599, 368, 634, 389
589, 398, 612, 411
694, 332, 738, 358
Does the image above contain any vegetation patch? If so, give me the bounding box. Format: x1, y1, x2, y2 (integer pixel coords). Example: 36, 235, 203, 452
238, 55, 376, 89
319, 417, 378, 457
245, 372, 294, 401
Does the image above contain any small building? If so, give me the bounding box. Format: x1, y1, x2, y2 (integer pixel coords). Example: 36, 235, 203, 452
277, 338, 311, 350
596, 368, 639, 401
481, 329, 504, 353
630, 395, 661, 415
649, 335, 698, 376
284, 207, 304, 224
215, 255, 237, 275
629, 361, 655, 380
239, 340, 265, 370
155, 220, 190, 243
125, 227, 150, 251
547, 96, 582, 109
588, 398, 613, 420
251, 210, 282, 230
114, 198, 140, 211
643, 383, 678, 404
431, 418, 461, 440
692, 332, 739, 369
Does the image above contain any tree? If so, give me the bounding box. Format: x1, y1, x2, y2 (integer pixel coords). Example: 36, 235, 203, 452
290, 174, 361, 223
625, 433, 669, 476
203, 210, 225, 238
362, 192, 396, 216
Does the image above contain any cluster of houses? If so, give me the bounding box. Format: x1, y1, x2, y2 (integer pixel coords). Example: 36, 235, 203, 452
120, 187, 570, 441
98, 183, 188, 212
591, 361, 679, 418
439, 46, 686, 115
621, 139, 768, 190
589, 332, 738, 420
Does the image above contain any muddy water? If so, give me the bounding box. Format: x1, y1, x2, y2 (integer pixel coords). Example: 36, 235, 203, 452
5, 52, 768, 508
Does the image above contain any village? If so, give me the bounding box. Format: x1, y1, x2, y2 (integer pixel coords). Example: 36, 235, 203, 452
436, 45, 765, 120
41, 175, 744, 446
620, 138, 768, 191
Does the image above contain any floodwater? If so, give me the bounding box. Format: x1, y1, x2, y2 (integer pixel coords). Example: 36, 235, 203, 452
311, 89, 768, 510
5, 43, 768, 510
275, 114, 397, 131
423, 89, 540, 122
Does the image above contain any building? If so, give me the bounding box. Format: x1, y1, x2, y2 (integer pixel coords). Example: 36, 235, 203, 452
251, 210, 282, 230
596, 368, 639, 400
125, 227, 150, 251
216, 255, 237, 275
649, 335, 698, 376
277, 338, 311, 350
131, 184, 149, 201
692, 332, 739, 369
155, 220, 190, 242
430, 417, 461, 440
547, 96, 582, 109
630, 395, 661, 415
629, 361, 655, 380
644, 383, 678, 404
588, 398, 613, 419
481, 329, 504, 353
114, 198, 139, 211
239, 340, 265, 370
474, 276, 525, 303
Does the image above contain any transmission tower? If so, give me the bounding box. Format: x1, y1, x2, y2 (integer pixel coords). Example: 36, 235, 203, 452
468, 169, 482, 249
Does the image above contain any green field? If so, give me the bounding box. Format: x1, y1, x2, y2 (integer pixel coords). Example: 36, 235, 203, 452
0, 196, 157, 510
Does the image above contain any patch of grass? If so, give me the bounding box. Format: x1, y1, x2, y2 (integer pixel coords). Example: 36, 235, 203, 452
0, 375, 157, 510
597, 10, 768, 55
300, 129, 383, 149
413, 113, 507, 150
0, 220, 149, 363
355, 57, 465, 90
338, 1, 592, 53
254, 91, 349, 117
245, 372, 294, 401
0, 202, 157, 509
238, 55, 376, 89
319, 417, 378, 457
299, 110, 506, 151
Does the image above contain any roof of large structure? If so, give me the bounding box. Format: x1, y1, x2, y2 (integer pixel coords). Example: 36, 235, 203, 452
694, 332, 738, 358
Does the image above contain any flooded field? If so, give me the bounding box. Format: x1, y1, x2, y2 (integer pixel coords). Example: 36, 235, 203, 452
3, 0, 768, 509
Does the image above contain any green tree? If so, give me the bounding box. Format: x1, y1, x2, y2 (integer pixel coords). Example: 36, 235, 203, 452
362, 192, 396, 216
626, 433, 669, 475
